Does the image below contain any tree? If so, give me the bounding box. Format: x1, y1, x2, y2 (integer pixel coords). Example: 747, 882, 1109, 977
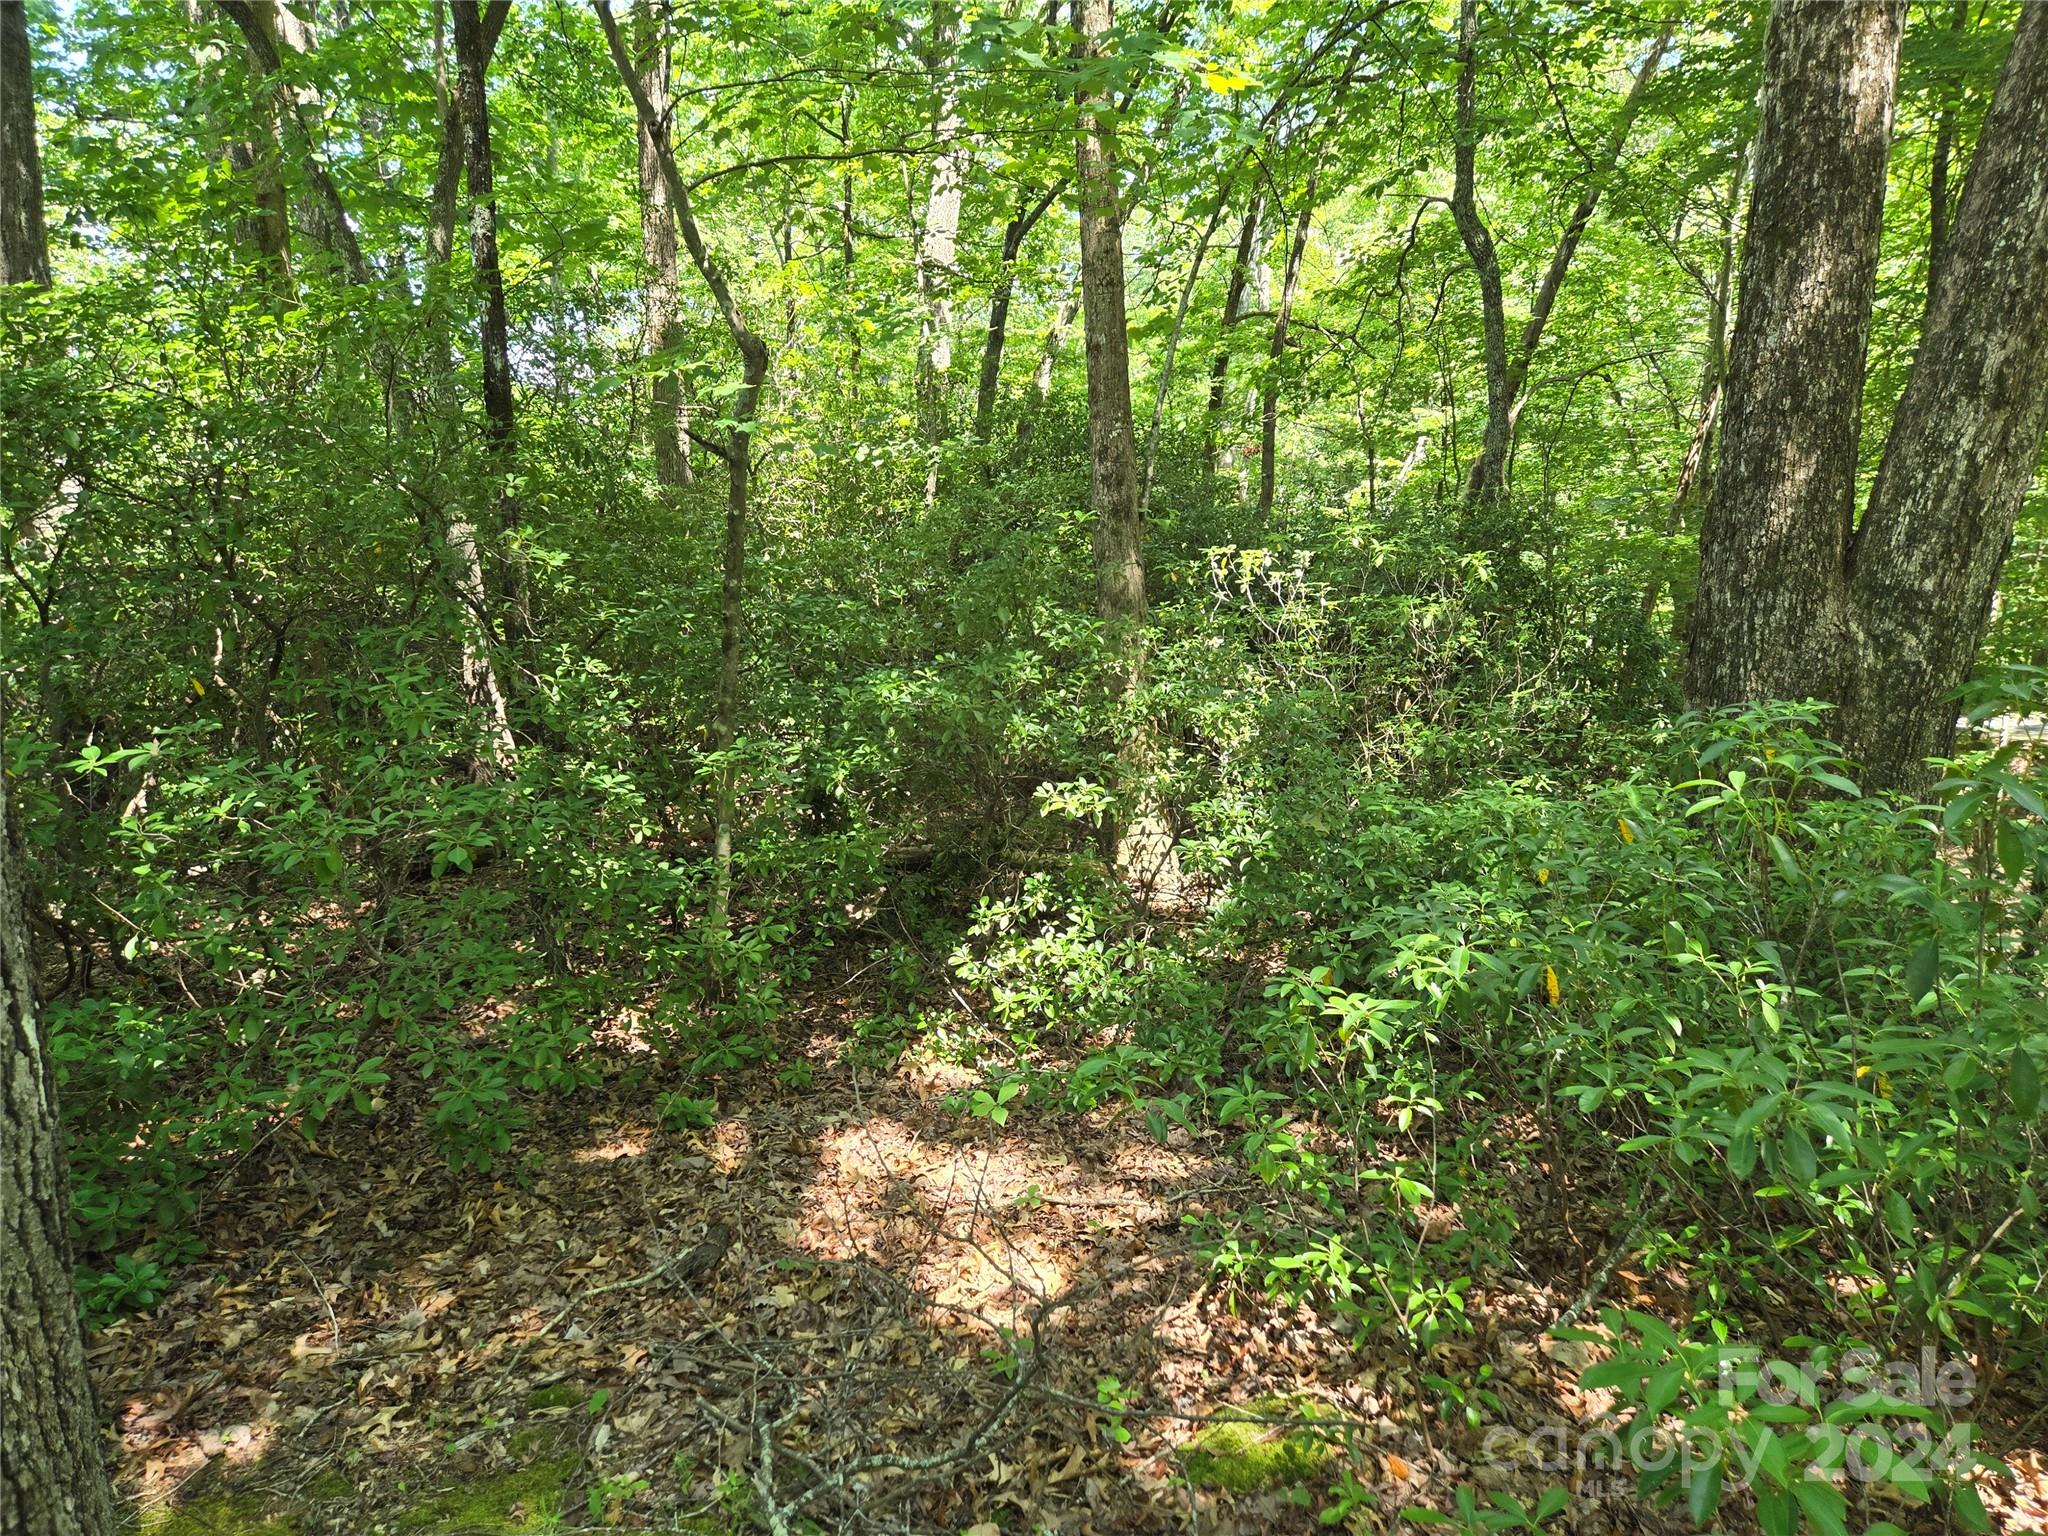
597, 0, 771, 931
450, 2, 526, 635
1074, 0, 1173, 888
1453, 1, 1672, 532
1, 0, 50, 287
972, 180, 1063, 446
632, 0, 693, 487
915, 0, 971, 494
1688, 0, 2048, 791
3, 764, 118, 1536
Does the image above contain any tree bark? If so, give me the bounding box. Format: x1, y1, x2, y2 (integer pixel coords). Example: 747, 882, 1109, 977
1075, 0, 1173, 889
2, 757, 119, 1536
1838, 0, 2048, 788
597, 0, 771, 932
1257, 167, 1318, 524
973, 181, 1063, 445
183, 0, 294, 303
1205, 190, 1262, 481
1685, 0, 1905, 715
214, 1, 371, 285
0, 0, 51, 287
1450, 0, 1512, 518
451, 2, 527, 635
632, 0, 692, 486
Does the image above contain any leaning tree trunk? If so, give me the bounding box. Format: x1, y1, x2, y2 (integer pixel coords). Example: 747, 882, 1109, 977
973, 181, 1062, 446
1205, 190, 1262, 481
1075, 0, 1174, 891
1837, 0, 2048, 788
1684, 0, 1905, 714
633, 0, 692, 487
3, 762, 119, 1536
597, 0, 770, 934
0, 0, 51, 287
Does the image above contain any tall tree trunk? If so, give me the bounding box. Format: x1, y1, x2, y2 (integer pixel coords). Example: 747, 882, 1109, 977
632, 0, 692, 486
3, 763, 119, 1536
0, 0, 51, 287
1838, 0, 2048, 788
451, 2, 527, 636
1685, 0, 1905, 715
1205, 190, 1262, 481
183, 0, 294, 303
1075, 0, 1173, 890
597, 0, 771, 933
214, 2, 371, 285
1450, 0, 1512, 520
916, 0, 970, 499
1257, 167, 1318, 525
1454, 3, 1671, 527
973, 181, 1063, 445
418, 0, 516, 778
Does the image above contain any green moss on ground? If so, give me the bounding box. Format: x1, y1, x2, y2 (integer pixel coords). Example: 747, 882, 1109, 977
522, 1383, 585, 1413
1180, 1395, 1339, 1493
396, 1457, 577, 1534
141, 1493, 298, 1536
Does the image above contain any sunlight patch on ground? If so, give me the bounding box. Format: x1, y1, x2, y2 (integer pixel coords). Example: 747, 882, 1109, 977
570, 1126, 652, 1162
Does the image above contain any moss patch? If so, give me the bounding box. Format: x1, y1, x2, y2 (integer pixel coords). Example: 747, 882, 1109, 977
522, 1383, 585, 1413
1181, 1396, 1339, 1493
396, 1457, 577, 1534
141, 1493, 298, 1536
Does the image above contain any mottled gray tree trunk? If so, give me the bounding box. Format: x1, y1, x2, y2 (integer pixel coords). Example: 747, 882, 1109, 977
3, 759, 118, 1536
1840, 0, 2048, 788
1687, 0, 1904, 715
1688, 0, 2048, 793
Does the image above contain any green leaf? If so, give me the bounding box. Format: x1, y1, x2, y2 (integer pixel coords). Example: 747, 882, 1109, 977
1793, 1477, 1849, 1536
2011, 1047, 2042, 1117
1753, 1490, 1802, 1536
1904, 937, 1940, 1004
1781, 1124, 1819, 1182
1884, 1189, 1915, 1242
1687, 1458, 1724, 1527
1951, 1481, 1992, 1532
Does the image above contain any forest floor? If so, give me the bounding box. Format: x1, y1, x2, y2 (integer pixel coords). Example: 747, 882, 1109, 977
89, 955, 2048, 1536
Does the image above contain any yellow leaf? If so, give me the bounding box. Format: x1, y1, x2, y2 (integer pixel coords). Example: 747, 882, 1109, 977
1617, 816, 1635, 844
1203, 65, 1251, 93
